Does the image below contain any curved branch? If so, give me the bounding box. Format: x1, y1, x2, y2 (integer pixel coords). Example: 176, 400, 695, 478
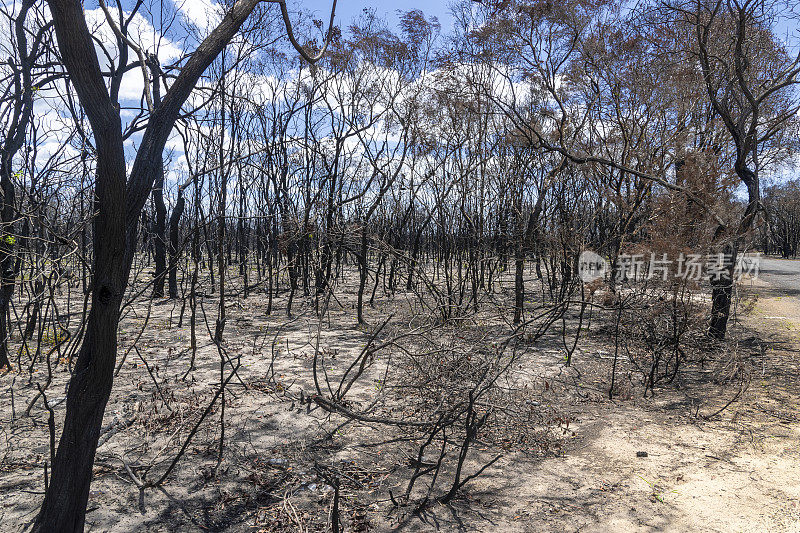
270, 0, 338, 64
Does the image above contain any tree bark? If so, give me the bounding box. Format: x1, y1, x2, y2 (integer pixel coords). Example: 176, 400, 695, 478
151, 152, 167, 298
708, 243, 737, 340
34, 0, 263, 529
167, 190, 185, 299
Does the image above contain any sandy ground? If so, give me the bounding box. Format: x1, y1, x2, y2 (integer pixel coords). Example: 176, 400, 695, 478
1, 264, 799, 532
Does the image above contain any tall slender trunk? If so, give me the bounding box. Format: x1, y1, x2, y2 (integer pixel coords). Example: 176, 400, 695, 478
0, 160, 15, 370
214, 67, 228, 342
151, 153, 167, 298
357, 223, 368, 324
167, 190, 185, 298
513, 244, 524, 325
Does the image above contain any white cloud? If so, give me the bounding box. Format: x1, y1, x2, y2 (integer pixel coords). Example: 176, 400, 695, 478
173, 0, 222, 31
84, 8, 182, 63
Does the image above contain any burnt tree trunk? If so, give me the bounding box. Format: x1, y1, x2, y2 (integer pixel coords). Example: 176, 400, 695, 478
357, 223, 368, 324
34, 0, 263, 529
708, 243, 737, 340
167, 189, 185, 299
151, 152, 167, 298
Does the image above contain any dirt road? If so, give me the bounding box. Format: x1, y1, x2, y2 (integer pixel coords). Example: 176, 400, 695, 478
746, 256, 800, 330
756, 256, 800, 295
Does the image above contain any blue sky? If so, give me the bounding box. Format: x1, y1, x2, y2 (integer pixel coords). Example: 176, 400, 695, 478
290, 0, 455, 33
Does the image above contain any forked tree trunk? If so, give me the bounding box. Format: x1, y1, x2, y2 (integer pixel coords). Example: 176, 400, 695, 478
150, 63, 167, 299
35, 0, 264, 528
